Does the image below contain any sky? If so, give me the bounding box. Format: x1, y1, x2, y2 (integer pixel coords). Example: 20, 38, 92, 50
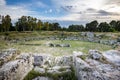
0, 0, 120, 27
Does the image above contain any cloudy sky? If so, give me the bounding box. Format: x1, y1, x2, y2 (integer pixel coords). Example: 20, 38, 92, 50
0, 0, 120, 27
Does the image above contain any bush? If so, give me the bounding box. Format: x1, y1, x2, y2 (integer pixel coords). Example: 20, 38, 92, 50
24, 70, 41, 80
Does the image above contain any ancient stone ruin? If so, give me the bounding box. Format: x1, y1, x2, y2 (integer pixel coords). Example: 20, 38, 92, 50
0, 49, 120, 80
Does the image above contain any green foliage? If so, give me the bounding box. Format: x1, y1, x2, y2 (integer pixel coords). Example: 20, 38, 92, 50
24, 70, 41, 80
58, 67, 66, 72
0, 15, 120, 32
14, 15, 61, 31
85, 20, 98, 32
77, 55, 87, 60
68, 24, 84, 32
24, 67, 77, 80
98, 22, 111, 32
1, 15, 11, 32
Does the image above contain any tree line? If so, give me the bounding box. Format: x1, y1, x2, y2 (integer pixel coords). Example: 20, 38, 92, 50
0, 15, 120, 32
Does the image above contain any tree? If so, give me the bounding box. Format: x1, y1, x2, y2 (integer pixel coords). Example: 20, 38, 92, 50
15, 22, 19, 31
27, 16, 33, 31
110, 20, 116, 28
0, 15, 2, 32
68, 25, 84, 32
109, 20, 117, 32
36, 20, 43, 30
53, 23, 61, 31
15, 16, 38, 31
85, 20, 98, 32
98, 22, 111, 32
49, 23, 54, 31
32, 18, 37, 31
43, 22, 49, 31
1, 15, 11, 32
116, 21, 120, 31
19, 16, 28, 31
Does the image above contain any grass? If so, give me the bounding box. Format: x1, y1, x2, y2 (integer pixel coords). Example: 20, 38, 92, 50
24, 69, 40, 80
4, 40, 112, 56
0, 31, 116, 56
0, 31, 79, 39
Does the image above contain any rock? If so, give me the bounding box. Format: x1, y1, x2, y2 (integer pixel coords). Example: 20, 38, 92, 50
109, 40, 117, 45
0, 48, 20, 66
0, 53, 33, 80
73, 51, 120, 80
117, 37, 120, 42
48, 43, 54, 47
81, 32, 86, 36
86, 32, 94, 38
73, 53, 96, 80
33, 77, 53, 80
86, 58, 120, 80
103, 50, 120, 67
89, 50, 103, 60
47, 66, 71, 74
33, 54, 54, 67
52, 66, 61, 70
48, 43, 71, 47
99, 40, 109, 45
86, 32, 95, 42
47, 69, 61, 74
61, 44, 71, 47
34, 66, 45, 74
73, 51, 84, 57
95, 34, 102, 39
55, 56, 73, 66
33, 55, 44, 66
55, 44, 62, 47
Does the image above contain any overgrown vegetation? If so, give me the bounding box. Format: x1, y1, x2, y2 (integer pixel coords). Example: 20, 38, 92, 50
24, 66, 77, 80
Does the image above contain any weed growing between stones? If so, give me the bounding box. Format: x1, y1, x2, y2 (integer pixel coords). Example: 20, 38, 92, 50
24, 69, 42, 80
77, 55, 87, 60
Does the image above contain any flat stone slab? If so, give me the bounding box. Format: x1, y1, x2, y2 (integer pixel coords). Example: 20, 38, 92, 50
103, 50, 120, 66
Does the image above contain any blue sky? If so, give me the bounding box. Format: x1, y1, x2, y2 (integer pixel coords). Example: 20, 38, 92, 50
0, 0, 120, 27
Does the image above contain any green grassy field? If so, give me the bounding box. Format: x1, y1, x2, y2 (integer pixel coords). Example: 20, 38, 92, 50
5, 40, 112, 56
0, 31, 118, 56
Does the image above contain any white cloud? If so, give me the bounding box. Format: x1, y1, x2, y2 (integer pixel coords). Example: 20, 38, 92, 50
0, 0, 120, 26
0, 0, 50, 24
0, 0, 34, 21
52, 0, 105, 12
34, 0, 120, 25
50, 0, 120, 23
0, 0, 6, 6
45, 9, 53, 14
